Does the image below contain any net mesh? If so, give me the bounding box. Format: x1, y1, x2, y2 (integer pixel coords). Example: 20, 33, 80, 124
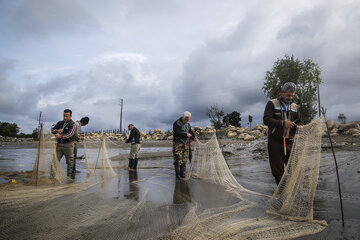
30, 127, 117, 185
267, 118, 324, 221
5, 119, 328, 240
157, 118, 327, 239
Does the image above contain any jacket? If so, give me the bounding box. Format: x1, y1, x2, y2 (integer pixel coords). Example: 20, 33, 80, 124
126, 127, 141, 144
263, 98, 302, 141
51, 120, 77, 144
173, 118, 195, 145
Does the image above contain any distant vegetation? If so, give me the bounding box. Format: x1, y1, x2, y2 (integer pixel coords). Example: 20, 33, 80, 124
263, 54, 322, 124
0, 122, 38, 138
206, 105, 242, 129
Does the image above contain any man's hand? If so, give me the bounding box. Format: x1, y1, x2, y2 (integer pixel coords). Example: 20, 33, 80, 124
187, 133, 192, 137
284, 120, 296, 128
57, 129, 63, 133
55, 133, 62, 139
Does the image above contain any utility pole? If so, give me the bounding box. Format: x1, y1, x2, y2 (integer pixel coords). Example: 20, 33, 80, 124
37, 112, 42, 140
317, 82, 321, 117
119, 99, 123, 133
37, 111, 42, 127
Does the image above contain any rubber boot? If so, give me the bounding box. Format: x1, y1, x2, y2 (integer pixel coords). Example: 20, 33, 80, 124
175, 164, 181, 180
128, 158, 134, 169
180, 164, 186, 178
133, 158, 138, 170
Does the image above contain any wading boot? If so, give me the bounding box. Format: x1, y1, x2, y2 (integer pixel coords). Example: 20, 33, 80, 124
175, 164, 181, 180
132, 158, 138, 170
180, 164, 186, 178
128, 158, 134, 170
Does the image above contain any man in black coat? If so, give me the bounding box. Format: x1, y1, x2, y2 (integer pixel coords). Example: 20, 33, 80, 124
263, 82, 302, 185
125, 124, 141, 170
51, 109, 77, 179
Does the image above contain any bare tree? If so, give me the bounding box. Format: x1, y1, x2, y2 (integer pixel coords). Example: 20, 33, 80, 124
206, 105, 224, 129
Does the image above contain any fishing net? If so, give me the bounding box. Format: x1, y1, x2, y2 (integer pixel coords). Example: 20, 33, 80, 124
30, 125, 66, 184
82, 136, 117, 178
157, 118, 327, 239
7, 119, 328, 239
30, 128, 117, 185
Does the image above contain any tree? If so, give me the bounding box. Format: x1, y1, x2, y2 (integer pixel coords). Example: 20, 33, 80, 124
32, 128, 39, 139
206, 105, 224, 129
0, 122, 20, 137
263, 54, 322, 124
223, 111, 241, 127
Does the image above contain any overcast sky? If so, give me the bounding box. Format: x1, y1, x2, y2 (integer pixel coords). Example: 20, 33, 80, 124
0, 0, 359, 133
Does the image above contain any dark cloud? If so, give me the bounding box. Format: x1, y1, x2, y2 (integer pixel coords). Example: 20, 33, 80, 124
0, 0, 99, 38
175, 1, 360, 126
1, 1, 360, 133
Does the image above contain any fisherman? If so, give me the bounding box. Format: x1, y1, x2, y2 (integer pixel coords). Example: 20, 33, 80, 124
173, 111, 197, 180
125, 124, 141, 170
51, 109, 77, 180
73, 116, 90, 175
263, 82, 302, 185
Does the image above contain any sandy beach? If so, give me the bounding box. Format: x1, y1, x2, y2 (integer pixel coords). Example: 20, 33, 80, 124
0, 136, 359, 239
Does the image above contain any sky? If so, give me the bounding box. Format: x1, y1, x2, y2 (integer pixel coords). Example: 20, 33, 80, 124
0, 0, 359, 133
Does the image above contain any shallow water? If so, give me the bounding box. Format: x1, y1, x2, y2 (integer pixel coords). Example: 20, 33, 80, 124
0, 146, 171, 173
0, 141, 359, 239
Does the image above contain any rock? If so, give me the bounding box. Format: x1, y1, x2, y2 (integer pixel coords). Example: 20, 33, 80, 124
330, 128, 338, 134
244, 134, 255, 141
333, 122, 341, 129
352, 133, 360, 138
347, 129, 360, 135
227, 131, 237, 138
237, 133, 248, 140
167, 135, 174, 140
154, 129, 163, 134
193, 126, 202, 131
249, 130, 263, 138
326, 120, 334, 129
337, 124, 345, 132
236, 128, 249, 134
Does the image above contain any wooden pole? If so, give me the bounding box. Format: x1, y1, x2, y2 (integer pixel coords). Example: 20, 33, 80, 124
35, 123, 43, 186
321, 107, 345, 227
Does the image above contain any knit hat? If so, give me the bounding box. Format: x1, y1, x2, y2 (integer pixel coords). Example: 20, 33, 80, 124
80, 117, 90, 124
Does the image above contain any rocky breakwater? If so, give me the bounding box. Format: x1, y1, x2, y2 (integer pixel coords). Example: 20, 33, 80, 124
324, 120, 360, 137
83, 125, 269, 142
0, 136, 35, 143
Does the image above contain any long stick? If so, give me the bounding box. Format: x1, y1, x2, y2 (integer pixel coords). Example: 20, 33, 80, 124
94, 135, 103, 173
321, 107, 345, 227
35, 123, 43, 186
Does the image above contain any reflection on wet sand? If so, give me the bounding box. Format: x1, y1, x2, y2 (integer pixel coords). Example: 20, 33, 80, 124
124, 170, 139, 201
173, 180, 191, 204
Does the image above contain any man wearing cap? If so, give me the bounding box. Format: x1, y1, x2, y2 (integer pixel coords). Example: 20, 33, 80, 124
173, 111, 197, 180
51, 109, 77, 180
73, 117, 90, 175
263, 82, 302, 185
125, 124, 141, 170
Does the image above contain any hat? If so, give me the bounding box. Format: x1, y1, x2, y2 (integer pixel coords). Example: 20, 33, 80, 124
80, 117, 90, 124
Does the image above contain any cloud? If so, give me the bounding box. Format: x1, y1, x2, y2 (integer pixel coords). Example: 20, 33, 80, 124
176, 0, 360, 125
0, 0, 98, 39
1, 0, 360, 133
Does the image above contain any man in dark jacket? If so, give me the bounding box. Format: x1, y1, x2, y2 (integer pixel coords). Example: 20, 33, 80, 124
73, 116, 90, 175
125, 124, 141, 170
173, 111, 197, 180
51, 109, 77, 179
263, 82, 302, 185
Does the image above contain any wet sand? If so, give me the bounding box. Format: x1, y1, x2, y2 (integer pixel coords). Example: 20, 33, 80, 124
0, 137, 359, 239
